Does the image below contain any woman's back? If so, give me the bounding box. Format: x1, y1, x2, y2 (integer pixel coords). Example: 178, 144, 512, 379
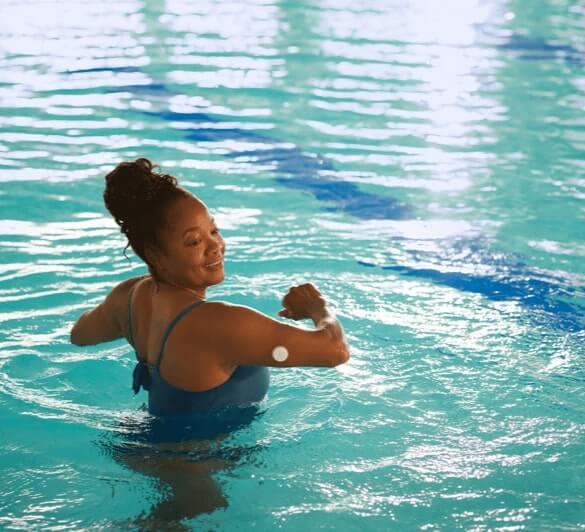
127, 277, 270, 416
128, 277, 234, 391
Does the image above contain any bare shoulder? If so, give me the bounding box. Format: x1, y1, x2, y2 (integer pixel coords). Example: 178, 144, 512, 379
71, 274, 150, 346
197, 300, 277, 327
199, 300, 259, 315
191, 300, 288, 346
113, 274, 150, 294
106, 275, 150, 308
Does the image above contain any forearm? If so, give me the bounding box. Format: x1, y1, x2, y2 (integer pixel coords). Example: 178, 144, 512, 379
277, 282, 350, 365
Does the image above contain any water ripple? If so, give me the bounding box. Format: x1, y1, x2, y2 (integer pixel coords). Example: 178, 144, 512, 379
1, 0, 584, 529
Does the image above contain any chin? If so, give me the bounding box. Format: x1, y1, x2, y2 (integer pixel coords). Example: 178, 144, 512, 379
209, 271, 225, 285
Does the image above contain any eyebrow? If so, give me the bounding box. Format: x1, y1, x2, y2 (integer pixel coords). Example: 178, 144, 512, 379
183, 227, 200, 236
182, 218, 216, 237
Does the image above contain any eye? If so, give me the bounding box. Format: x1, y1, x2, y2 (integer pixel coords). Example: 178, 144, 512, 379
186, 239, 201, 246
212, 228, 220, 235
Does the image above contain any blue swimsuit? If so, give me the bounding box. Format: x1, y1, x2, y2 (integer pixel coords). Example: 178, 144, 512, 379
127, 286, 270, 417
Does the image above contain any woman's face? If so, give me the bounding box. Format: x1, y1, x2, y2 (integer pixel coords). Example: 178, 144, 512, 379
152, 195, 226, 291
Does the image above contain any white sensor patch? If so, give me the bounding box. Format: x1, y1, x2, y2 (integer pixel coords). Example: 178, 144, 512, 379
272, 345, 289, 362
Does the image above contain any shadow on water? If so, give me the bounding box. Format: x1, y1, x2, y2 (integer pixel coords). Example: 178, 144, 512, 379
95, 407, 266, 529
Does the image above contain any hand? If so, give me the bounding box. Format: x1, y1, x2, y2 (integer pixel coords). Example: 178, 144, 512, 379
278, 283, 327, 321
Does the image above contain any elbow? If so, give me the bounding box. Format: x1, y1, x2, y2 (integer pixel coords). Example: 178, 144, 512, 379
70, 329, 82, 346
70, 323, 86, 346
327, 343, 350, 367
70, 310, 90, 346
318, 325, 350, 367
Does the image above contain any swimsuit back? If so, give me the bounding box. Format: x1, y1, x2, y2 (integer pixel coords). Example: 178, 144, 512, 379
127, 285, 269, 417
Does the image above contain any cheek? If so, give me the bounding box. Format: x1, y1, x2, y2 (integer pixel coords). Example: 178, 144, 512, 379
178, 246, 201, 266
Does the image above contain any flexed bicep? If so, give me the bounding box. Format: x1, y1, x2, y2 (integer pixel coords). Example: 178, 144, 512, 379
202, 302, 349, 368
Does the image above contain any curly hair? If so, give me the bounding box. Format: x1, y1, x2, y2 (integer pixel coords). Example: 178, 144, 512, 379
103, 158, 190, 265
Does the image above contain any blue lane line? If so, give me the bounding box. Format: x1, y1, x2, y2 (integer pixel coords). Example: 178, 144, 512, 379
63, 66, 145, 75
105, 82, 171, 94
498, 35, 578, 54
142, 109, 413, 220
359, 238, 585, 333
230, 145, 411, 220
495, 35, 584, 66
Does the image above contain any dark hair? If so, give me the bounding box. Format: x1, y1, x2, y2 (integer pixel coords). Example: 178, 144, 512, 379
103, 158, 189, 265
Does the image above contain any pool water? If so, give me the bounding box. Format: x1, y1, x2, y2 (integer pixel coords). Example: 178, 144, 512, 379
1, 0, 584, 529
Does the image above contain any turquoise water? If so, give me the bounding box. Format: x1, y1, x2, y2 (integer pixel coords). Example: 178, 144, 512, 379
1, 0, 585, 529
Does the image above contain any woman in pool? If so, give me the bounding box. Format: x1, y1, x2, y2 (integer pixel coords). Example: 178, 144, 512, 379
70, 158, 349, 417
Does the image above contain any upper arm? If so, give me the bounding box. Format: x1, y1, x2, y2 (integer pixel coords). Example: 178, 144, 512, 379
200, 302, 349, 368
70, 277, 143, 346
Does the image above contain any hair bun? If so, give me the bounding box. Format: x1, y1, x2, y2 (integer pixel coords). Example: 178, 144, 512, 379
103, 158, 178, 233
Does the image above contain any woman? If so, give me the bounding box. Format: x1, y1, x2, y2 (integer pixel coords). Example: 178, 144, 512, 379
70, 158, 349, 418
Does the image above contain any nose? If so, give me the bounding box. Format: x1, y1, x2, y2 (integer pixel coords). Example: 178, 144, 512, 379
207, 235, 223, 257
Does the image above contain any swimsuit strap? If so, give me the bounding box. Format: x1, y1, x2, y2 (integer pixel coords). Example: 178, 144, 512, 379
127, 284, 138, 348
155, 300, 206, 369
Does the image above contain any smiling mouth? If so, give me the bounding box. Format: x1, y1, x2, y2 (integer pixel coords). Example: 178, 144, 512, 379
205, 259, 223, 269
